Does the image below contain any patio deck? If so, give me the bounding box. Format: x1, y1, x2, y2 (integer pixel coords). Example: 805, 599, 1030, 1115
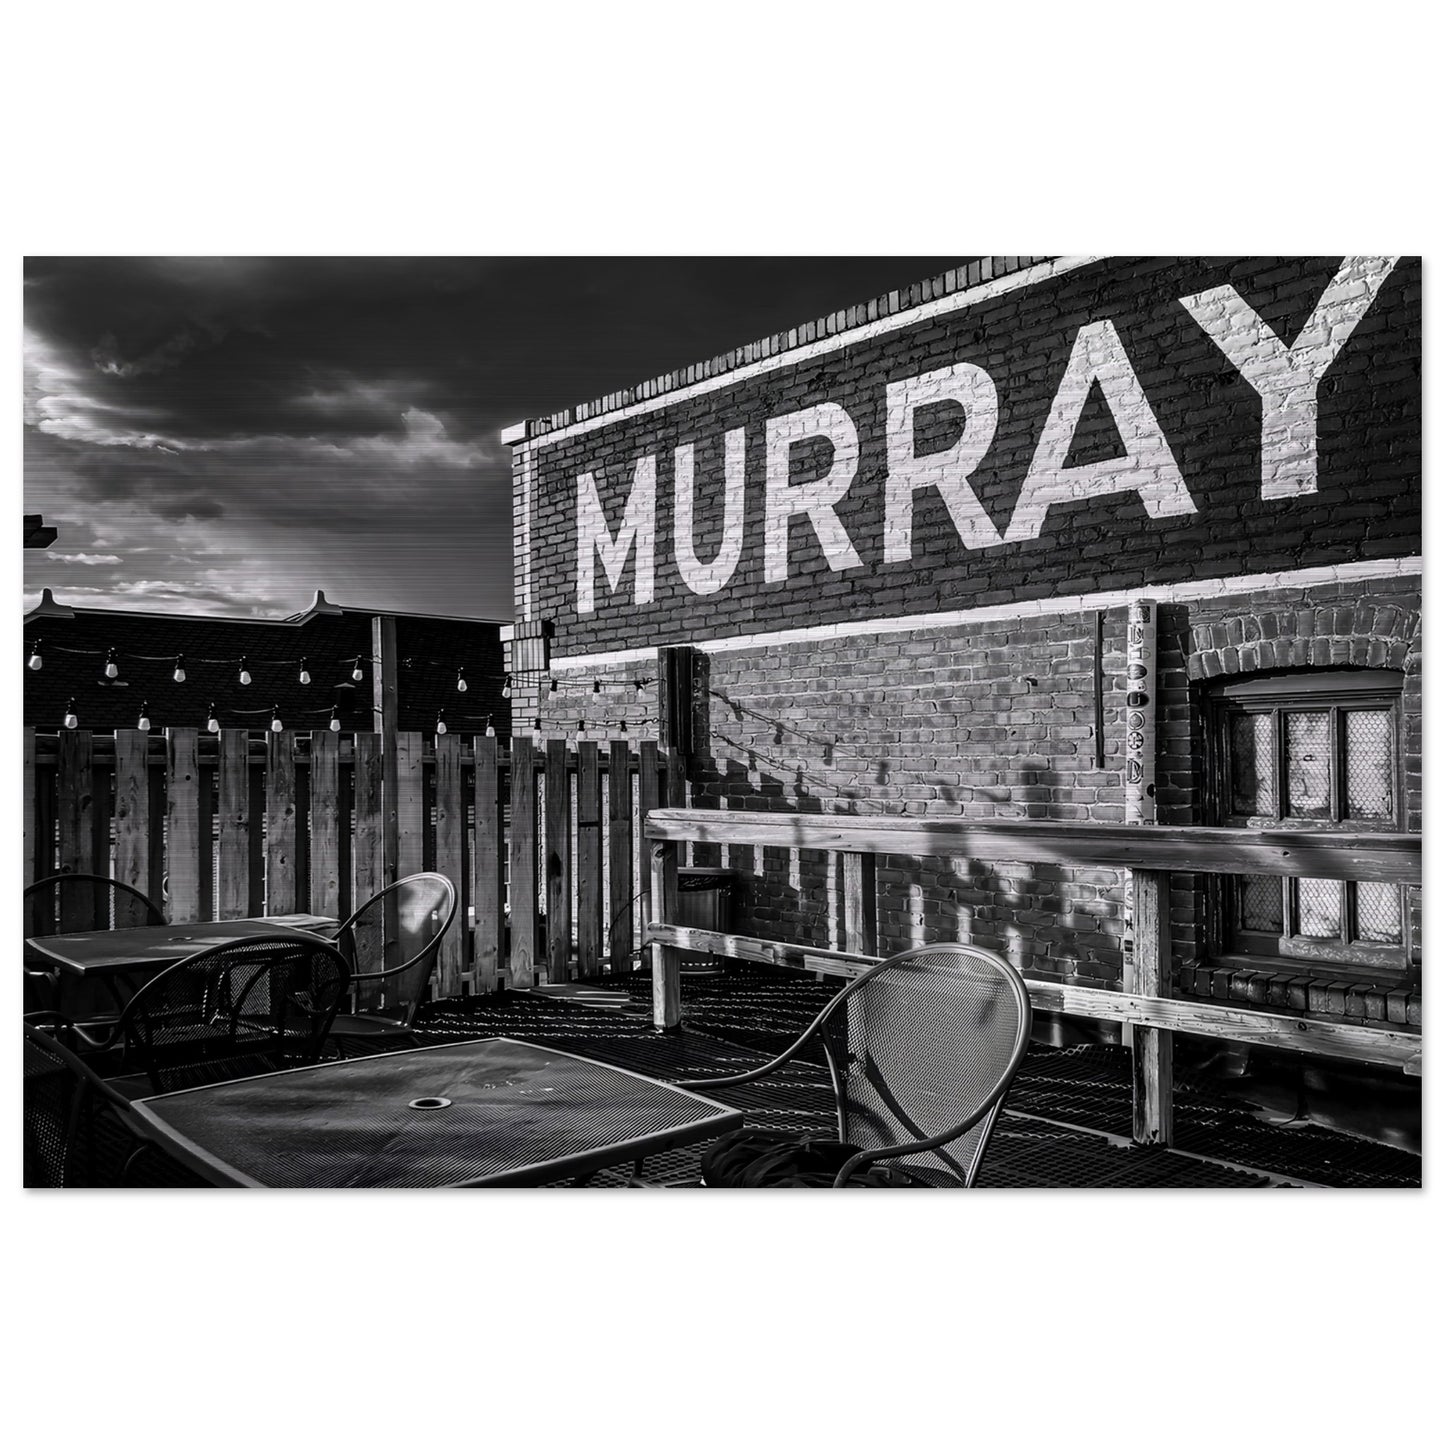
120, 965, 1420, 1188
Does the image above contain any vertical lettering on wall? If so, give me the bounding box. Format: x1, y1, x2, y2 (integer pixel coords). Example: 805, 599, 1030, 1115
763, 403, 863, 584
674, 428, 747, 595
883, 363, 1004, 562
1179, 255, 1399, 500
576, 455, 656, 615
1004, 320, 1195, 544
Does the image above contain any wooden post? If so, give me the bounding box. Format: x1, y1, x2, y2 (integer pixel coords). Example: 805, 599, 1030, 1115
544, 738, 571, 984
636, 739, 660, 940
840, 852, 878, 956
395, 731, 425, 881
576, 740, 603, 978
166, 728, 201, 924
1122, 598, 1159, 1054
608, 739, 634, 972
651, 837, 682, 1030
56, 730, 95, 924
473, 735, 505, 994
216, 729, 250, 920
434, 732, 465, 997
1131, 867, 1174, 1146
508, 737, 538, 987
657, 646, 693, 809
265, 730, 299, 916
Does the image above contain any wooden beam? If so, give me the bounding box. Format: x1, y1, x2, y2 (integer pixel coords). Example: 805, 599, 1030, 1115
642, 810, 1420, 883
351, 730, 386, 1010
644, 923, 1422, 1073
840, 851, 877, 956
1130, 868, 1173, 1145
636, 740, 660, 940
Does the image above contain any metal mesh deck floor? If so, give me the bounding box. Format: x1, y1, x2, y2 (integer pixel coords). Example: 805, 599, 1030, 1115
408, 967, 1419, 1189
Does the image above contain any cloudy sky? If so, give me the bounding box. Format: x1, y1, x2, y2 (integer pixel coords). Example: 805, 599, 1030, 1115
23, 257, 969, 621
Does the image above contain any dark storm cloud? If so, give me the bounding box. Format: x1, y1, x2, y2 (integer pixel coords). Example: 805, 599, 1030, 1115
25, 256, 973, 617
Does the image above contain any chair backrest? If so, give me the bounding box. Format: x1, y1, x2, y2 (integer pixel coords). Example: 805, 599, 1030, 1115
24, 1021, 135, 1187
25, 872, 165, 937
816, 944, 1032, 1186
337, 872, 457, 1023
117, 934, 351, 1092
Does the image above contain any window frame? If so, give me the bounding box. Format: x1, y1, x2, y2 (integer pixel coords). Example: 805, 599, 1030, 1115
1202, 668, 1409, 979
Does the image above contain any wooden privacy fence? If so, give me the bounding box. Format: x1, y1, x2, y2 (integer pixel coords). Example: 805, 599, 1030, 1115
24, 728, 669, 999
643, 809, 1422, 1146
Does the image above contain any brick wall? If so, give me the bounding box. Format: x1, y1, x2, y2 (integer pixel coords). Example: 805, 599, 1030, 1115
505, 255, 1421, 1023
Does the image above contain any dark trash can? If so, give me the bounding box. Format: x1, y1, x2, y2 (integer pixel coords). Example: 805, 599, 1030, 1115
675, 867, 737, 976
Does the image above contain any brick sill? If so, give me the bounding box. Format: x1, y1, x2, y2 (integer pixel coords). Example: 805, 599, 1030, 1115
1178, 961, 1420, 1027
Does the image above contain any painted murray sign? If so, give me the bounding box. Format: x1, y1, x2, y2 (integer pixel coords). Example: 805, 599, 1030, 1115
525, 257, 1417, 642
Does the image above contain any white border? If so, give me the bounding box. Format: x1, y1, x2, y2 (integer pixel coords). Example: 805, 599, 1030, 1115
548, 556, 1424, 668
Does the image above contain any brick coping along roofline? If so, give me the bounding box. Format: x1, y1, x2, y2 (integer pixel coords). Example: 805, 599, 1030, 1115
499, 255, 1064, 447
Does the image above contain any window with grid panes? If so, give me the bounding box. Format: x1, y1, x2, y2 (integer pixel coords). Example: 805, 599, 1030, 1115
1205, 670, 1407, 974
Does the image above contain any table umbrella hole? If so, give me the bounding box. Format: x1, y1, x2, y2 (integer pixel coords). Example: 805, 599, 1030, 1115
408, 1096, 453, 1110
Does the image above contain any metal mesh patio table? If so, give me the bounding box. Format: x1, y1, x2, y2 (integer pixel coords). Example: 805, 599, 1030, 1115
130, 1037, 744, 1187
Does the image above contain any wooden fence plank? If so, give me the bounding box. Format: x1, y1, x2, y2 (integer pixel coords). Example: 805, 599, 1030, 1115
265, 730, 298, 916
636, 740, 660, 941
147, 751, 166, 912
197, 749, 214, 923
56, 729, 96, 928
23, 728, 36, 890
608, 741, 633, 972
508, 738, 537, 987
473, 735, 505, 994
434, 733, 465, 997
351, 731, 387, 1010
309, 728, 341, 923
1131, 868, 1174, 1146
247, 750, 266, 916
395, 731, 425, 881
166, 728, 201, 924
544, 739, 571, 984
576, 741, 602, 978
113, 729, 152, 926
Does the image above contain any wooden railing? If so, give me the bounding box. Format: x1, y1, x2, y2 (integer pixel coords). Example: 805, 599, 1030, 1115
643, 809, 1422, 1145
24, 728, 665, 999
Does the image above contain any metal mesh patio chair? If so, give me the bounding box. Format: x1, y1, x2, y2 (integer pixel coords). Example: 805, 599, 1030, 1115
24, 872, 166, 1015
326, 873, 457, 1054
24, 1020, 155, 1186
687, 944, 1032, 1188
68, 934, 352, 1095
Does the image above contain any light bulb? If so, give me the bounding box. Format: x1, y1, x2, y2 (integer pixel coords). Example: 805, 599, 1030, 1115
351, 658, 364, 682
207, 704, 220, 734
137, 704, 151, 733
270, 708, 283, 733
501, 674, 512, 699
592, 679, 601, 694
531, 717, 542, 737
435, 712, 447, 736
173, 655, 186, 683
619, 720, 628, 734
329, 708, 341, 733
63, 699, 78, 730
456, 668, 468, 693
549, 678, 558, 693
634, 678, 645, 693
239, 658, 252, 685
485, 717, 496, 738
27, 640, 42, 671
298, 658, 311, 685
104, 648, 119, 679
576, 719, 586, 739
